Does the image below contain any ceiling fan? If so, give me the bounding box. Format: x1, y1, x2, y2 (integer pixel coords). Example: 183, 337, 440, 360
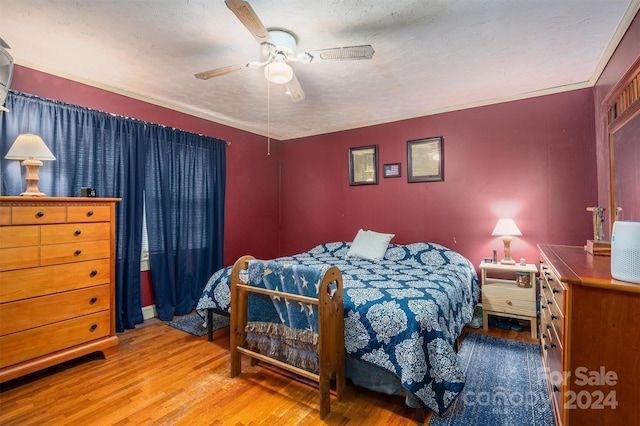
195, 0, 375, 102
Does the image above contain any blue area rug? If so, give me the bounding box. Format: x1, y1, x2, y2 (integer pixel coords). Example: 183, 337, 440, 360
430, 332, 555, 426
167, 312, 230, 337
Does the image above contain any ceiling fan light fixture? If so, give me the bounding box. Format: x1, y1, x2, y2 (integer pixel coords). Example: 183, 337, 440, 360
264, 61, 293, 84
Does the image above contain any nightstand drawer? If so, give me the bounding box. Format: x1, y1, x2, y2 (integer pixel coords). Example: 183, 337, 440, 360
483, 282, 536, 316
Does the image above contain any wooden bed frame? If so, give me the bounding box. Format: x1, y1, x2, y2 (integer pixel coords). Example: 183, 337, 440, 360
229, 255, 346, 419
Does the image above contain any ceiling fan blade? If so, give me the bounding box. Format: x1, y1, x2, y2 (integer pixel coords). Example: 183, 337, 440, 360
195, 64, 246, 80
305, 45, 374, 62
285, 73, 305, 102
225, 0, 274, 44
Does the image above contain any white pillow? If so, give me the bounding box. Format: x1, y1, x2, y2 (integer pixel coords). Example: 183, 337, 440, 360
346, 229, 395, 260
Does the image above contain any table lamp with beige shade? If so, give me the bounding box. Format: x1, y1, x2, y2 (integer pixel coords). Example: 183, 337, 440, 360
4, 134, 56, 196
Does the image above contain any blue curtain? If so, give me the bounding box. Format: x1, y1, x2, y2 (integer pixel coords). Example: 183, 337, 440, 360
1, 91, 226, 329
1, 92, 146, 331
145, 124, 226, 320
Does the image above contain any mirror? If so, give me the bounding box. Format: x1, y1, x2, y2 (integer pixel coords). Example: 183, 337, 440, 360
612, 116, 640, 222
606, 56, 640, 234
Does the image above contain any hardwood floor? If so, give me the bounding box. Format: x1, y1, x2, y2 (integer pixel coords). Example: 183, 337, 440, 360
0, 317, 537, 425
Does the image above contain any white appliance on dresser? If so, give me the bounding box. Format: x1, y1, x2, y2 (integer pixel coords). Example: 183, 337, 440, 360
611, 220, 640, 284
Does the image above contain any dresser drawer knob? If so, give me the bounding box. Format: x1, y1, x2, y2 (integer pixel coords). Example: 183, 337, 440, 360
90, 270, 98, 277
75, 249, 82, 256
36, 211, 44, 217
553, 385, 560, 393
90, 297, 98, 304
546, 324, 552, 330
541, 305, 547, 310
87, 210, 94, 216
542, 333, 548, 339
551, 314, 558, 320
552, 288, 560, 294
74, 229, 82, 236
550, 342, 556, 348
90, 324, 98, 331
544, 344, 550, 350
547, 300, 553, 305
541, 284, 547, 289
506, 300, 512, 306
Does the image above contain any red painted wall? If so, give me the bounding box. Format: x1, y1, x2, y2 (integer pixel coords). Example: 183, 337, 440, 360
9, 63, 601, 295
8, 66, 282, 266
279, 89, 598, 268
593, 12, 640, 239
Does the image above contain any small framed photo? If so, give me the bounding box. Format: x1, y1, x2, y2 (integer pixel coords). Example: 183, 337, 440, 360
383, 163, 401, 178
407, 137, 444, 183
349, 145, 378, 185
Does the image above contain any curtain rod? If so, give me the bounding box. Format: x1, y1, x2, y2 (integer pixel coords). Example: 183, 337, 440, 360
9, 90, 231, 147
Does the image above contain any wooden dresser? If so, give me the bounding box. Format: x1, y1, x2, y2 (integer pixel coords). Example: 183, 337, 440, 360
0, 197, 120, 383
538, 244, 640, 426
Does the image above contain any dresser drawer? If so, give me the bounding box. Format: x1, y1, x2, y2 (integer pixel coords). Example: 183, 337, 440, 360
0, 207, 9, 225
0, 225, 39, 248
541, 268, 565, 313
544, 321, 564, 421
40, 222, 110, 245
67, 205, 111, 222
10, 206, 66, 224
0, 259, 111, 303
482, 282, 536, 316
0, 285, 110, 335
0, 246, 39, 271
0, 310, 111, 369
40, 240, 110, 266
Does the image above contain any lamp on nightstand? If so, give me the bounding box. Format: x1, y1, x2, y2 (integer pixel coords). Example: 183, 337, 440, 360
4, 134, 56, 197
492, 218, 522, 265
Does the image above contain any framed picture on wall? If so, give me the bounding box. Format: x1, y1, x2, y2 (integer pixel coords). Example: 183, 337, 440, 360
407, 137, 444, 183
349, 145, 378, 185
383, 163, 401, 178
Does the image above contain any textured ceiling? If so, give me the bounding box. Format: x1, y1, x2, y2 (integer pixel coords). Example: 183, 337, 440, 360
1, 0, 638, 140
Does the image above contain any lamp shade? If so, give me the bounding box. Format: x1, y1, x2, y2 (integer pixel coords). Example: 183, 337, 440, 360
264, 60, 293, 84
491, 218, 522, 236
5, 134, 56, 161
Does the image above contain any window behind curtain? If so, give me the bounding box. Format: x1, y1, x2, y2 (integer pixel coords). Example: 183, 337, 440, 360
1, 90, 227, 328
144, 124, 226, 320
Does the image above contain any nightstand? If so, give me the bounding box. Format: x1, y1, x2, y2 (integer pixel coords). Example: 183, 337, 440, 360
480, 261, 538, 339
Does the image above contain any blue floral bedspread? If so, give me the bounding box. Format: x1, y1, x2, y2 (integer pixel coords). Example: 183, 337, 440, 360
196, 242, 479, 415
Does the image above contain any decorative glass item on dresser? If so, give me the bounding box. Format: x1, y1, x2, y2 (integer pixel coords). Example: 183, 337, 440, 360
584, 206, 611, 255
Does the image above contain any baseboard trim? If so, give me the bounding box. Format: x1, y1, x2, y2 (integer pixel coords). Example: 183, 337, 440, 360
142, 305, 157, 320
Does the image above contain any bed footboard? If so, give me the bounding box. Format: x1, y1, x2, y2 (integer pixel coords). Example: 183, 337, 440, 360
230, 255, 345, 419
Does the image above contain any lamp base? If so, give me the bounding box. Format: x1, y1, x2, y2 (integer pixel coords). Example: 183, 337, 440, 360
500, 258, 516, 265
20, 159, 47, 197
20, 190, 47, 197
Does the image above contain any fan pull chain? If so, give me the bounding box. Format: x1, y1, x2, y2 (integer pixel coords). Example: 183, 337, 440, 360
267, 76, 271, 156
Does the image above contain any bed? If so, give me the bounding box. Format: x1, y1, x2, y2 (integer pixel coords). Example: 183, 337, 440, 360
196, 240, 479, 416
